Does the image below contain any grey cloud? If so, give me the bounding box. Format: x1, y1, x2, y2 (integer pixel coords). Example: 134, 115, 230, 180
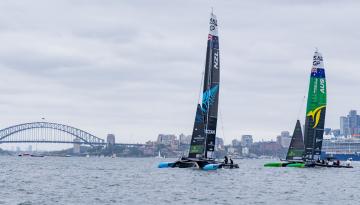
1, 0, 360, 146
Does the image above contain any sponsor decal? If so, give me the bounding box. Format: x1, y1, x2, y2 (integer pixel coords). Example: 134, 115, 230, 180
205, 129, 216, 134
316, 139, 323, 143
210, 18, 217, 31
313, 55, 323, 66
307, 105, 326, 128
213, 51, 219, 69
320, 79, 325, 93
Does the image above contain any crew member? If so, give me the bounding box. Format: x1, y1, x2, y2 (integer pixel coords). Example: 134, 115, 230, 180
224, 156, 228, 164
230, 158, 234, 165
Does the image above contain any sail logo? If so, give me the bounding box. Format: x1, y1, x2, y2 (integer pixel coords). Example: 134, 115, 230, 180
213, 52, 219, 69
201, 85, 219, 113
210, 18, 217, 31
320, 79, 325, 93
307, 105, 326, 128
205, 129, 216, 134
313, 55, 323, 66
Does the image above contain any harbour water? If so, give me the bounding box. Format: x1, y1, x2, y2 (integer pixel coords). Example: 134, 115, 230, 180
0, 157, 359, 205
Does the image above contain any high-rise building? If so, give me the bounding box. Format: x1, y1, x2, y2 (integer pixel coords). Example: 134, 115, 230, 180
241, 135, 253, 147
348, 110, 360, 136
340, 116, 349, 136
279, 131, 291, 148
339, 110, 360, 137
107, 134, 116, 145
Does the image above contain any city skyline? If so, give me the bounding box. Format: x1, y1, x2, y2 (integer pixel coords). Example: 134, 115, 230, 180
1, 1, 360, 145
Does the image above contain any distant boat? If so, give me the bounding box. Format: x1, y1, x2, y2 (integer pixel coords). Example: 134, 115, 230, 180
86, 154, 90, 158
111, 153, 116, 158
155, 151, 165, 159
30, 154, 45, 157
158, 11, 238, 170
18, 153, 31, 157
65, 155, 72, 157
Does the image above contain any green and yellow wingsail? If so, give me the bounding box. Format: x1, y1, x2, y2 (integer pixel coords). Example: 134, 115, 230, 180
303, 50, 327, 160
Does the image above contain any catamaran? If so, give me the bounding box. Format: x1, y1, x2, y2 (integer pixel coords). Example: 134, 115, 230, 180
158, 11, 238, 170
264, 120, 305, 167
265, 50, 353, 168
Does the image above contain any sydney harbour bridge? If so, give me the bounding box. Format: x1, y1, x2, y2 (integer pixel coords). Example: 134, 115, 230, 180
0, 122, 141, 148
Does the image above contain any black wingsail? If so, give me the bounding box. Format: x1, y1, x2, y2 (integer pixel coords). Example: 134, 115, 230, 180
188, 104, 206, 158
202, 12, 220, 158
286, 120, 305, 161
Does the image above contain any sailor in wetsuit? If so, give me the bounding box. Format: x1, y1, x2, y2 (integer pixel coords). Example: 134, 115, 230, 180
224, 156, 228, 164
230, 158, 234, 165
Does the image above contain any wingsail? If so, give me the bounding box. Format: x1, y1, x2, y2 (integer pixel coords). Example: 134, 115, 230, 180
303, 51, 327, 160
286, 120, 305, 161
202, 12, 220, 158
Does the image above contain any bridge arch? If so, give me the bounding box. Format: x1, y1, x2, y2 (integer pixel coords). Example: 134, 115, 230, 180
0, 122, 105, 146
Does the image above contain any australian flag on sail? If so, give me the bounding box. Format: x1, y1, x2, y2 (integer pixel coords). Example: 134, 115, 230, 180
311, 68, 325, 78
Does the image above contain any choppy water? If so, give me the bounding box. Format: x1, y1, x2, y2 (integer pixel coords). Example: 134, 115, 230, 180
0, 156, 359, 205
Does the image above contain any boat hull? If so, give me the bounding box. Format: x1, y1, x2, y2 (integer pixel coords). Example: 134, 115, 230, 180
264, 161, 304, 168
312, 162, 353, 168
158, 158, 239, 170
264, 161, 352, 168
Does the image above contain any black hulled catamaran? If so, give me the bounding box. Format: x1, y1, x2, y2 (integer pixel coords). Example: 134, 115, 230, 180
158, 12, 238, 170
264, 50, 353, 168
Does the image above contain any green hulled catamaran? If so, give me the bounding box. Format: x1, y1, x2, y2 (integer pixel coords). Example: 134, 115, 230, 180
265, 50, 353, 168
264, 120, 305, 168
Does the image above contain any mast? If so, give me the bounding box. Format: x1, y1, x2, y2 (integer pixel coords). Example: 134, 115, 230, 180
303, 50, 327, 160
286, 120, 304, 161
202, 12, 220, 158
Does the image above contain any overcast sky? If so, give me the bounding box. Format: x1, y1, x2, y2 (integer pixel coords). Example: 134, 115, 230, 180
1, 0, 360, 147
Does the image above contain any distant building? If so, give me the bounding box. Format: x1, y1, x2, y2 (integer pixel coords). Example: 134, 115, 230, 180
241, 135, 253, 147
179, 133, 191, 145
276, 135, 281, 145
215, 137, 224, 149
242, 147, 249, 156
250, 141, 284, 157
279, 131, 291, 148
340, 110, 360, 137
324, 128, 331, 135
340, 116, 349, 136
232, 139, 241, 147
227, 146, 236, 154
157, 134, 177, 146
107, 134, 116, 145
73, 138, 81, 153
332, 129, 341, 137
